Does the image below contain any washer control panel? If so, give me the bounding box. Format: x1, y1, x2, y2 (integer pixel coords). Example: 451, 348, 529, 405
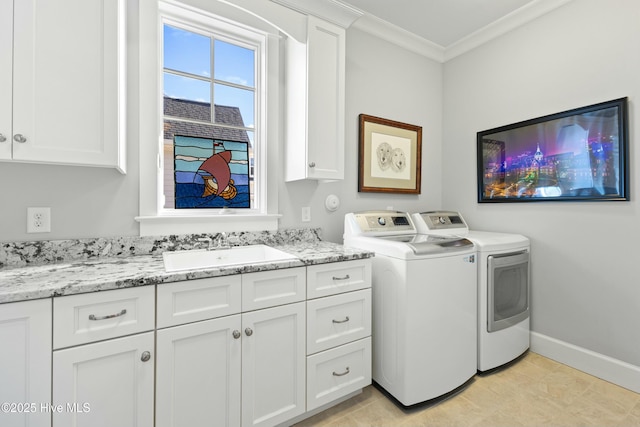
347, 211, 415, 235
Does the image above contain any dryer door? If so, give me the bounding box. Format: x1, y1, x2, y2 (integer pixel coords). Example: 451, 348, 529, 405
487, 251, 529, 332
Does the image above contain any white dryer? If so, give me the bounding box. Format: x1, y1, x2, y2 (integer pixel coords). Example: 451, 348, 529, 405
344, 211, 477, 406
412, 211, 530, 372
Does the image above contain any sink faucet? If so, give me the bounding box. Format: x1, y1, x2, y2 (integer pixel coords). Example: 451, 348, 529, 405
197, 237, 214, 251
197, 233, 233, 250
215, 232, 231, 250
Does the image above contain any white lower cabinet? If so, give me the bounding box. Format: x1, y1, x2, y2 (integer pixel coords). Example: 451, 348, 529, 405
304, 260, 373, 415
51, 286, 156, 427
242, 302, 306, 427
52, 332, 155, 427
45, 258, 371, 427
0, 298, 52, 427
156, 315, 242, 427
155, 271, 305, 427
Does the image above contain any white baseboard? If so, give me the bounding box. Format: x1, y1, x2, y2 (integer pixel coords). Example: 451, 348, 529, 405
530, 332, 640, 393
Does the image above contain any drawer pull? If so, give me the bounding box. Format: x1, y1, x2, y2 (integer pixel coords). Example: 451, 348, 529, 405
140, 351, 151, 362
88, 309, 127, 321
332, 274, 350, 281
332, 316, 350, 324
245, 328, 253, 336
232, 330, 241, 339
332, 367, 350, 377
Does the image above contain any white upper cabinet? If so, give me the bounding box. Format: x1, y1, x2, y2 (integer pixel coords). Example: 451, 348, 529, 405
1, 0, 126, 172
0, 0, 12, 160
285, 15, 346, 181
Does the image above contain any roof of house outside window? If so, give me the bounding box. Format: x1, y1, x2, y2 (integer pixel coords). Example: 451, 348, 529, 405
163, 96, 251, 145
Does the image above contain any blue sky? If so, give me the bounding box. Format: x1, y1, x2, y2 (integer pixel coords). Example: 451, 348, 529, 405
163, 24, 255, 128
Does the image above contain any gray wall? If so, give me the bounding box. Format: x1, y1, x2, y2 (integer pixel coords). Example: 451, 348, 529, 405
442, 0, 640, 367
279, 28, 444, 243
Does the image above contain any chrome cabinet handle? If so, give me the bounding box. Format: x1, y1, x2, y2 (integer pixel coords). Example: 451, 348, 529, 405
332, 316, 350, 324
332, 367, 350, 377
308, 162, 316, 168
332, 274, 350, 281
13, 134, 27, 143
88, 309, 127, 321
140, 351, 151, 362
232, 330, 241, 339
245, 327, 253, 336
0, 134, 6, 142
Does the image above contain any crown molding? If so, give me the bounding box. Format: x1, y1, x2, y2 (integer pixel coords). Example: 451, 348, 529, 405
444, 0, 573, 61
269, 0, 363, 28
347, 0, 573, 63
351, 14, 445, 63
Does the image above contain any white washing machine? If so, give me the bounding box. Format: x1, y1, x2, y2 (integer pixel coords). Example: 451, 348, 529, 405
344, 211, 477, 406
412, 211, 530, 372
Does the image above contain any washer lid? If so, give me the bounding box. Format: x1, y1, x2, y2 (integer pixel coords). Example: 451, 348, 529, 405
346, 233, 473, 257
385, 234, 474, 255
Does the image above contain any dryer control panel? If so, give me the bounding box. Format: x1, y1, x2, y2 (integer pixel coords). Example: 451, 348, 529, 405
412, 211, 469, 233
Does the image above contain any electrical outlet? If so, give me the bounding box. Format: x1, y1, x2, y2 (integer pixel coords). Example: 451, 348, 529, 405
27, 207, 51, 233
301, 207, 311, 222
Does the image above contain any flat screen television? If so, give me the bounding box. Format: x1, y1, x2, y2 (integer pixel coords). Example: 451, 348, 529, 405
477, 97, 629, 202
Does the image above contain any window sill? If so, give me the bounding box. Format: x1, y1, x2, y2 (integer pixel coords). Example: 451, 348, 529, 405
135, 213, 282, 237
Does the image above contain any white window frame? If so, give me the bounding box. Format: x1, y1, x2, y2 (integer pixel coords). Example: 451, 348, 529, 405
136, 0, 281, 236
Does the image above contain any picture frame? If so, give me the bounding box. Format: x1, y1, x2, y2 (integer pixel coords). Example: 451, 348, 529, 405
477, 97, 629, 203
358, 114, 422, 194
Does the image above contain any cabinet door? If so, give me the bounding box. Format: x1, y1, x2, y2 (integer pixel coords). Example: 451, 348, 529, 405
242, 302, 306, 427
306, 16, 345, 180
12, 0, 125, 171
285, 16, 345, 182
52, 332, 154, 427
0, 0, 11, 160
156, 315, 241, 427
0, 299, 52, 427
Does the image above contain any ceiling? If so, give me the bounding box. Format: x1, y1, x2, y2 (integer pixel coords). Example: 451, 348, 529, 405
336, 0, 552, 48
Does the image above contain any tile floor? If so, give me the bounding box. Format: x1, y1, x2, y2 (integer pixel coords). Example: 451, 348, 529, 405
294, 352, 640, 426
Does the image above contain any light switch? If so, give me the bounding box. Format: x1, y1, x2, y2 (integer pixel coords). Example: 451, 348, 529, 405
301, 207, 311, 222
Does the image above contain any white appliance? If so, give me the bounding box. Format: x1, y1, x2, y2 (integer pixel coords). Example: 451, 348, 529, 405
343, 211, 477, 406
412, 211, 530, 372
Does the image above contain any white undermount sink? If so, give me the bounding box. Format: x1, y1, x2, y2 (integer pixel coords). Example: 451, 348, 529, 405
162, 244, 299, 272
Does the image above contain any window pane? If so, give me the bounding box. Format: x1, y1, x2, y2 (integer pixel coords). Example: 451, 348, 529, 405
214, 39, 254, 87
164, 73, 211, 104
163, 24, 211, 77
214, 83, 254, 128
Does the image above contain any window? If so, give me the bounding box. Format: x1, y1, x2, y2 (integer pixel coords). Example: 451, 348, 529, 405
137, 0, 281, 236
162, 22, 257, 209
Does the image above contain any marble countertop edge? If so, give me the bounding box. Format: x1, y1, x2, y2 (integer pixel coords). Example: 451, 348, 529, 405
0, 241, 374, 304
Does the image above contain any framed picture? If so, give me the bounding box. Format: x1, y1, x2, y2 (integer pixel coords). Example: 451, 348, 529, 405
358, 114, 422, 194
477, 97, 629, 203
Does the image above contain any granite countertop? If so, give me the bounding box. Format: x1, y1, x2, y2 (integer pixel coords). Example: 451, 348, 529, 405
0, 229, 373, 304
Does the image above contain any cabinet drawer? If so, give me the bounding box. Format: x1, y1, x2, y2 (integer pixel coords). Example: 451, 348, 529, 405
53, 286, 155, 349
242, 267, 306, 311
307, 289, 371, 354
306, 337, 371, 411
307, 259, 371, 299
157, 275, 241, 328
